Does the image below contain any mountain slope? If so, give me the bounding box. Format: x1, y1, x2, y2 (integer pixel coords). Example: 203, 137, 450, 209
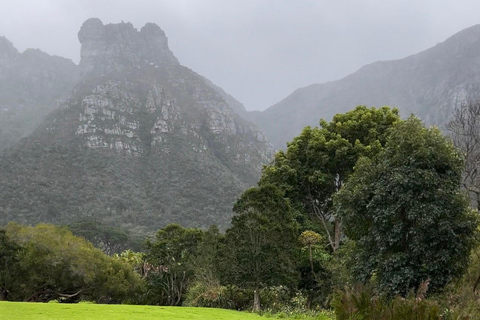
0, 37, 79, 152
0, 19, 272, 232
250, 24, 480, 149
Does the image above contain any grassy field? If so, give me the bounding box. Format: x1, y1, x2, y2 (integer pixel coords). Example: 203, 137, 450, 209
0, 301, 334, 320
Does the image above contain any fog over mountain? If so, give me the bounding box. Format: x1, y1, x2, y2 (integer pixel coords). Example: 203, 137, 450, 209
2, 1, 480, 111
0, 37, 79, 152
248, 24, 480, 149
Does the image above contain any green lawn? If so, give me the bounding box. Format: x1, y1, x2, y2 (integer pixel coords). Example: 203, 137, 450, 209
0, 302, 333, 320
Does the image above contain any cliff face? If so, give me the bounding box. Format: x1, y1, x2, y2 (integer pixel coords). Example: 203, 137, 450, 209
0, 37, 79, 152
78, 18, 179, 77
249, 24, 480, 149
0, 19, 273, 231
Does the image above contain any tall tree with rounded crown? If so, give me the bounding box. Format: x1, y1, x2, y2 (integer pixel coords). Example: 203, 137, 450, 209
336, 117, 478, 295
260, 106, 401, 251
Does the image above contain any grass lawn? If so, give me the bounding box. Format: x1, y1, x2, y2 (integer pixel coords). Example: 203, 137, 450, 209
0, 301, 334, 320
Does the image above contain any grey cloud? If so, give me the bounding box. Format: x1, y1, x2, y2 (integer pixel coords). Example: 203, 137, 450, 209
0, 0, 479, 110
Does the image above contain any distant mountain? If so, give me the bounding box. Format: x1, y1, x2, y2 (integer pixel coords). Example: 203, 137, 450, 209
249, 24, 480, 149
0, 18, 273, 232
0, 37, 79, 152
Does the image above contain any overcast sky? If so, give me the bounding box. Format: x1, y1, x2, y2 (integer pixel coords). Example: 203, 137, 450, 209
1, 1, 480, 111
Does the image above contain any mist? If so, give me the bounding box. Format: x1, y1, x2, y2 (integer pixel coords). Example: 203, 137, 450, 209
1, 0, 479, 110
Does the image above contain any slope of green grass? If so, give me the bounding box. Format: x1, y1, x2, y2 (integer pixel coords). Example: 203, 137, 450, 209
0, 302, 260, 320
0, 302, 334, 320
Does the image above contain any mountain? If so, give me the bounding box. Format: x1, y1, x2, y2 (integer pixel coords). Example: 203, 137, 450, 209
0, 36, 79, 152
249, 24, 480, 149
201, 76, 249, 118
0, 18, 273, 232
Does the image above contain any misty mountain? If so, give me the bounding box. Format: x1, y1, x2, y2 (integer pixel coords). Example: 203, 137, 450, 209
249, 24, 480, 149
0, 36, 79, 152
0, 19, 273, 232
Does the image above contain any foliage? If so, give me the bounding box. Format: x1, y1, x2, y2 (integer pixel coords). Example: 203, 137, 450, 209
184, 282, 237, 309
222, 184, 299, 311
260, 106, 401, 251
0, 63, 271, 232
336, 117, 478, 295
144, 224, 205, 306
436, 242, 480, 319
0, 223, 142, 303
69, 220, 143, 254
299, 231, 322, 247
332, 285, 442, 320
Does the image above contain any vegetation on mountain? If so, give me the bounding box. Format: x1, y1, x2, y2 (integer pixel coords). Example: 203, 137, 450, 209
0, 20, 273, 232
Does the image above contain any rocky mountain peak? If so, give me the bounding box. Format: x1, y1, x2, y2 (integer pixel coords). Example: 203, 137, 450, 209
78, 18, 179, 77
0, 36, 19, 67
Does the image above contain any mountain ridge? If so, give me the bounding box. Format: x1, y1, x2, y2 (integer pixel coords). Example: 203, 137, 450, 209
249, 23, 480, 149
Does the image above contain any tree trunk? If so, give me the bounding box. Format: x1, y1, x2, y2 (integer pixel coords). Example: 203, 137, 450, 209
309, 244, 315, 278
307, 291, 313, 309
333, 218, 341, 251
473, 272, 480, 293
253, 288, 261, 312
476, 191, 480, 211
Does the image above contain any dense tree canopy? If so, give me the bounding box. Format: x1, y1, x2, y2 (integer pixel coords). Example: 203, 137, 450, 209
260, 106, 401, 251
336, 117, 478, 295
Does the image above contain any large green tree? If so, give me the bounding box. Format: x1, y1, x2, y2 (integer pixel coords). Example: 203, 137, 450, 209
336, 117, 478, 295
222, 184, 298, 311
260, 106, 400, 251
0, 223, 142, 303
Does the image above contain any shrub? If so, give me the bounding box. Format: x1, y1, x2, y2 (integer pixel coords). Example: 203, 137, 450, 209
332, 285, 442, 320
184, 282, 252, 310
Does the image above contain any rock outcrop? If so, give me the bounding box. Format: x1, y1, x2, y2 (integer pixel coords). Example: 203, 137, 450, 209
78, 18, 179, 77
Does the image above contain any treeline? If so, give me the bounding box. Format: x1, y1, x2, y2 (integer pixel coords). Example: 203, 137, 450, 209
2, 105, 480, 319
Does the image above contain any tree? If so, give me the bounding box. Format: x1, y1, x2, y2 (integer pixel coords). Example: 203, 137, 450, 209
336, 117, 478, 295
0, 229, 22, 300
299, 231, 322, 283
447, 101, 480, 210
144, 224, 204, 306
222, 184, 298, 311
260, 106, 400, 251
0, 223, 142, 303
298, 230, 331, 308
68, 220, 142, 255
